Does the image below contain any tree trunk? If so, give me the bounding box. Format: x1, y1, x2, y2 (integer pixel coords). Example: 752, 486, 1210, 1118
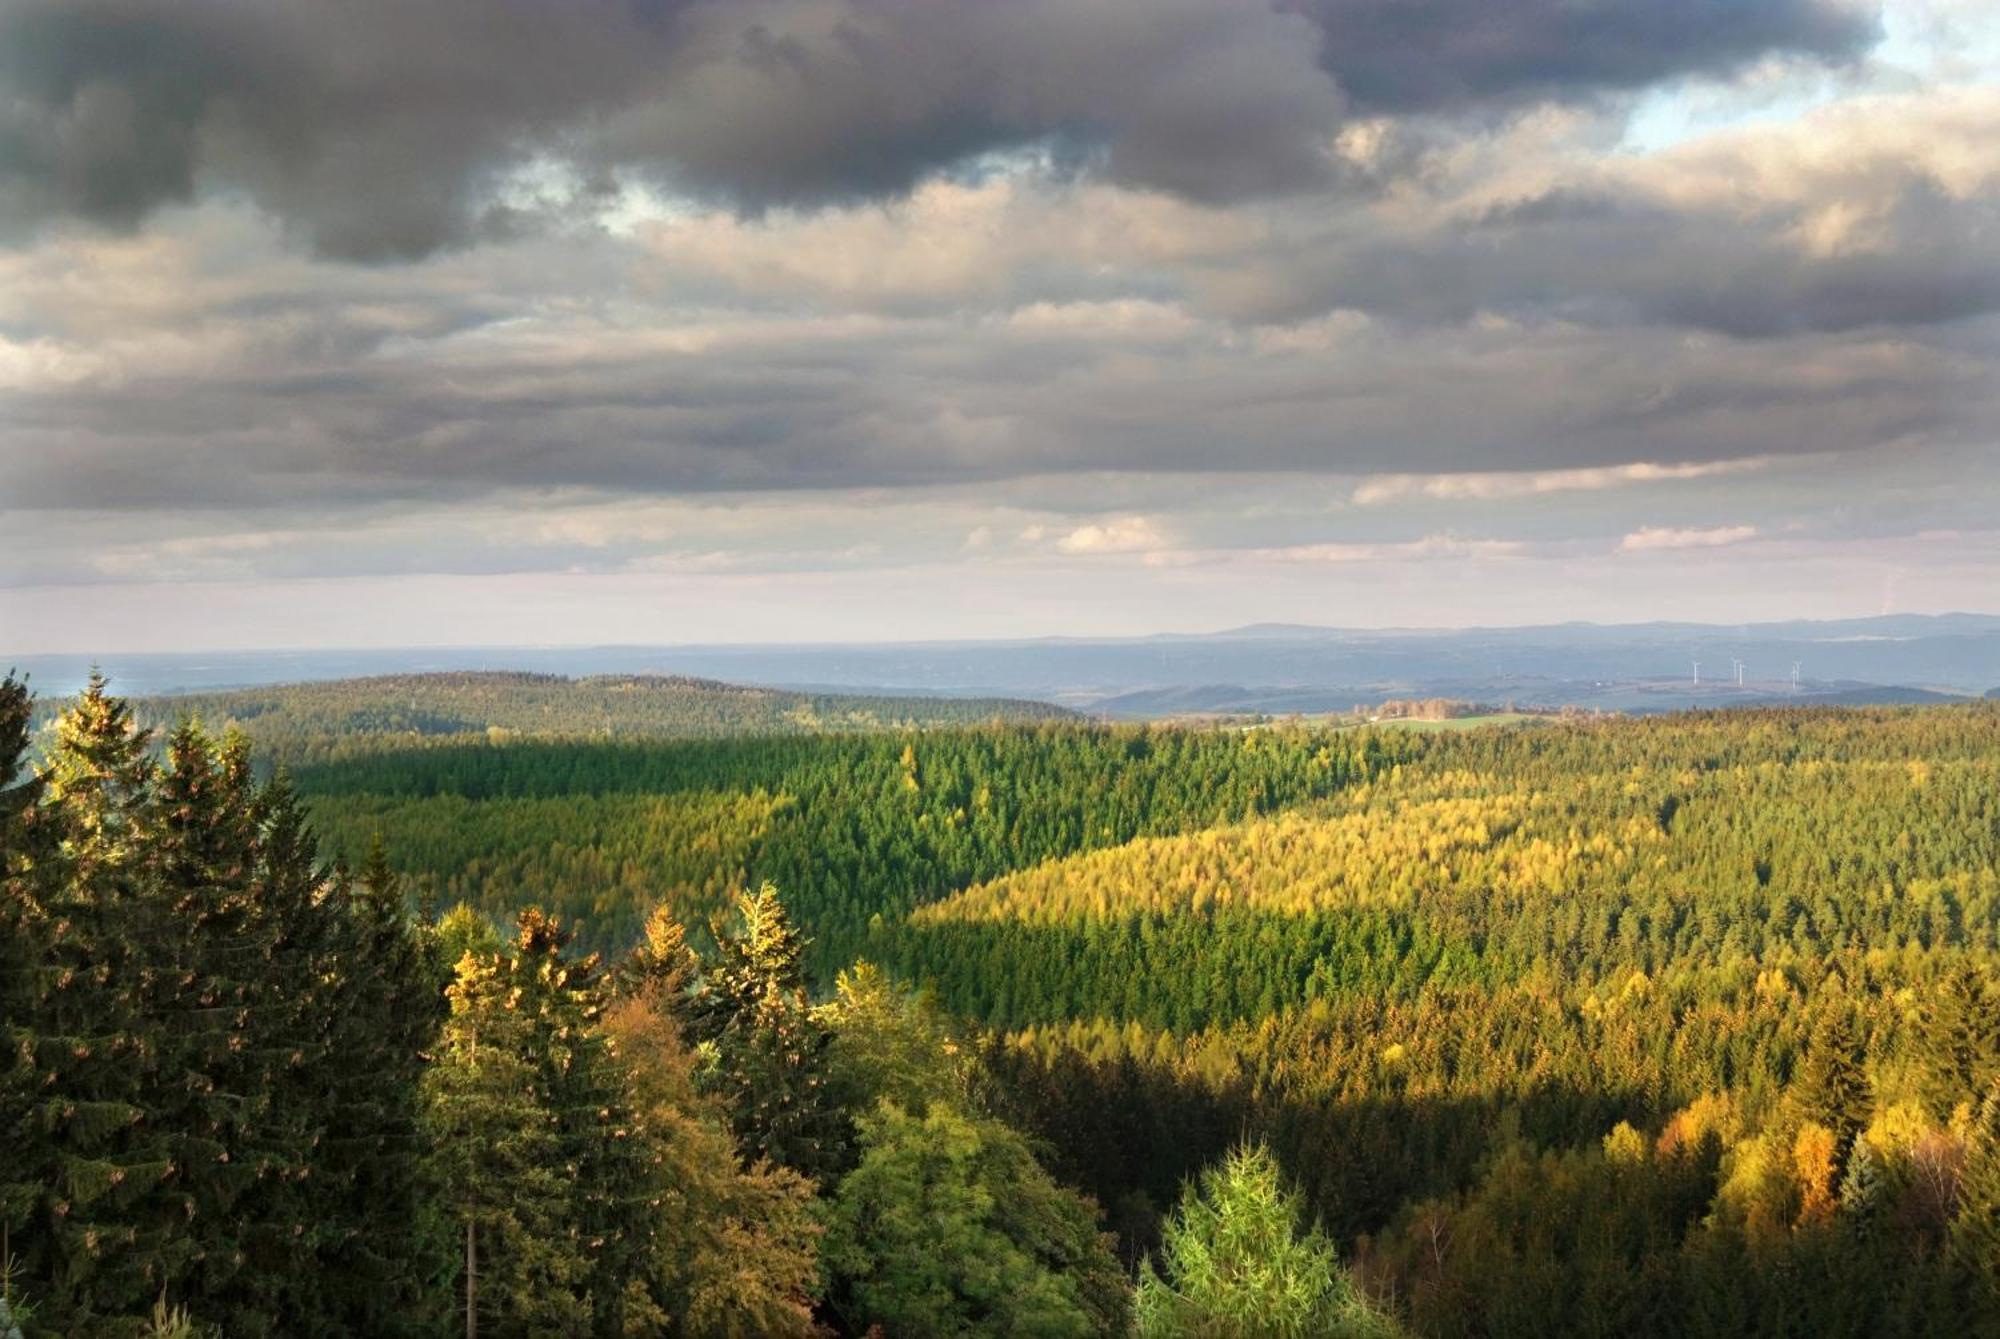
465, 1218, 477, 1339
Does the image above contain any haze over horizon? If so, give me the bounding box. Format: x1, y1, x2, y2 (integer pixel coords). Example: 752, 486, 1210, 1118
3, 0, 1997, 653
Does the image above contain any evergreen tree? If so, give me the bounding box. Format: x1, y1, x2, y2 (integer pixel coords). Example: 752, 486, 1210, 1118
150, 722, 268, 1330
689, 885, 855, 1182
1916, 967, 2000, 1120
824, 1100, 1129, 1338
315, 828, 449, 1336
13, 676, 189, 1327
424, 948, 587, 1338
1837, 1136, 1884, 1241
0, 674, 46, 1315
508, 909, 655, 1337
1953, 1078, 2000, 1319
1134, 1144, 1394, 1339
1795, 1007, 1871, 1165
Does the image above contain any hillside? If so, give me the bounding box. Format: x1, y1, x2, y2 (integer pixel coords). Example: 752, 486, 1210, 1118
12, 676, 2000, 1336
65, 671, 1077, 766
896, 707, 2000, 1027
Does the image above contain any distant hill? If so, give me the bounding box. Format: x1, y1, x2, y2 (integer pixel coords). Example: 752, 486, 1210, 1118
32, 671, 1076, 765
17, 611, 2000, 710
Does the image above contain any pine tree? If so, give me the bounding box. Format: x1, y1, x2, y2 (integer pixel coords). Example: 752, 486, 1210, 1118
1954, 1079, 2000, 1318
14, 676, 189, 1327
1135, 1144, 1394, 1339
1837, 1136, 1883, 1241
149, 722, 267, 1329
1795, 1007, 1870, 1166
508, 909, 655, 1337
315, 830, 449, 1336
688, 885, 854, 1183
424, 948, 587, 1338
0, 674, 47, 1301
1916, 967, 2000, 1121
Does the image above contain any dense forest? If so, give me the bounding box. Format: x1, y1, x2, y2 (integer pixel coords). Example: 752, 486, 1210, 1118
5, 674, 2000, 1335
45, 672, 1076, 768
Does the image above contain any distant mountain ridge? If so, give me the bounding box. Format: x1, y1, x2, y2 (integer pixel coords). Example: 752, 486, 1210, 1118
14, 612, 2000, 709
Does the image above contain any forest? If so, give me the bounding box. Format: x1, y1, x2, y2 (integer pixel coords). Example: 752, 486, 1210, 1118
57, 673, 1075, 768
4, 673, 1999, 1336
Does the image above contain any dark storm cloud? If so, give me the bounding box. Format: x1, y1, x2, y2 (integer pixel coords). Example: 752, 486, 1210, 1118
0, 0, 1875, 259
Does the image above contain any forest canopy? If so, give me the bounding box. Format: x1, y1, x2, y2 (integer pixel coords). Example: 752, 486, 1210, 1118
5, 673, 1999, 1335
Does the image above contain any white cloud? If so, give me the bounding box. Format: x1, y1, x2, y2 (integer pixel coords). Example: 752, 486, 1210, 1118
1351, 459, 1770, 506
1055, 516, 1171, 554
1618, 525, 1760, 551
1253, 536, 1527, 563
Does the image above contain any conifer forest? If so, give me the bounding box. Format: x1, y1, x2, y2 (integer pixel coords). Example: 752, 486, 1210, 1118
4, 672, 1999, 1336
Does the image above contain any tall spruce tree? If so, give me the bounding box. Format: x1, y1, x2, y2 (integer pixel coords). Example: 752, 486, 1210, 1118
1916, 967, 2000, 1121
1135, 1144, 1393, 1339
1953, 1079, 2000, 1324
315, 830, 448, 1335
1796, 1006, 1871, 1168
151, 722, 269, 1329
689, 885, 854, 1183
0, 674, 45, 1307
15, 675, 189, 1328
508, 909, 655, 1337
424, 947, 586, 1338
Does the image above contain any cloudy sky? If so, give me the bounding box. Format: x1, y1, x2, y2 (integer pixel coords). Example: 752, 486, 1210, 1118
1, 0, 1996, 652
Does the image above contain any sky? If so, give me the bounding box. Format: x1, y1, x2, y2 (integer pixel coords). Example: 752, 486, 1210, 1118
1, 0, 1997, 653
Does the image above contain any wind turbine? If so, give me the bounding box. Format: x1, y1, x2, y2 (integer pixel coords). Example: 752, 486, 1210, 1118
1790, 661, 1803, 694
1692, 658, 1701, 689
1731, 657, 1745, 688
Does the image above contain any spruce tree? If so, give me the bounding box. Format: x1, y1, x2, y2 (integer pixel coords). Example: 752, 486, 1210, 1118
1135, 1144, 1393, 1339
689, 885, 854, 1183
508, 909, 655, 1337
150, 722, 267, 1329
315, 830, 448, 1336
1916, 967, 2000, 1120
424, 946, 587, 1337
1795, 1007, 1870, 1167
16, 676, 189, 1327
0, 674, 46, 1302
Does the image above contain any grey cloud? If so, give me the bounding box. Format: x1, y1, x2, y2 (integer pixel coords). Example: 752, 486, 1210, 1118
4, 241, 1986, 521
1290, 0, 1875, 113
1210, 172, 2000, 336
0, 0, 1875, 259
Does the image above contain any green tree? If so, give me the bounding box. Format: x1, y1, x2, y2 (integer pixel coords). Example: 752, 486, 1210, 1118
423, 949, 588, 1338
315, 827, 450, 1335
1795, 1006, 1871, 1164
1954, 1078, 2000, 1319
824, 1101, 1128, 1338
1916, 967, 2000, 1120
507, 910, 655, 1337
823, 960, 981, 1114
11, 676, 189, 1328
689, 886, 854, 1181
1135, 1144, 1393, 1339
